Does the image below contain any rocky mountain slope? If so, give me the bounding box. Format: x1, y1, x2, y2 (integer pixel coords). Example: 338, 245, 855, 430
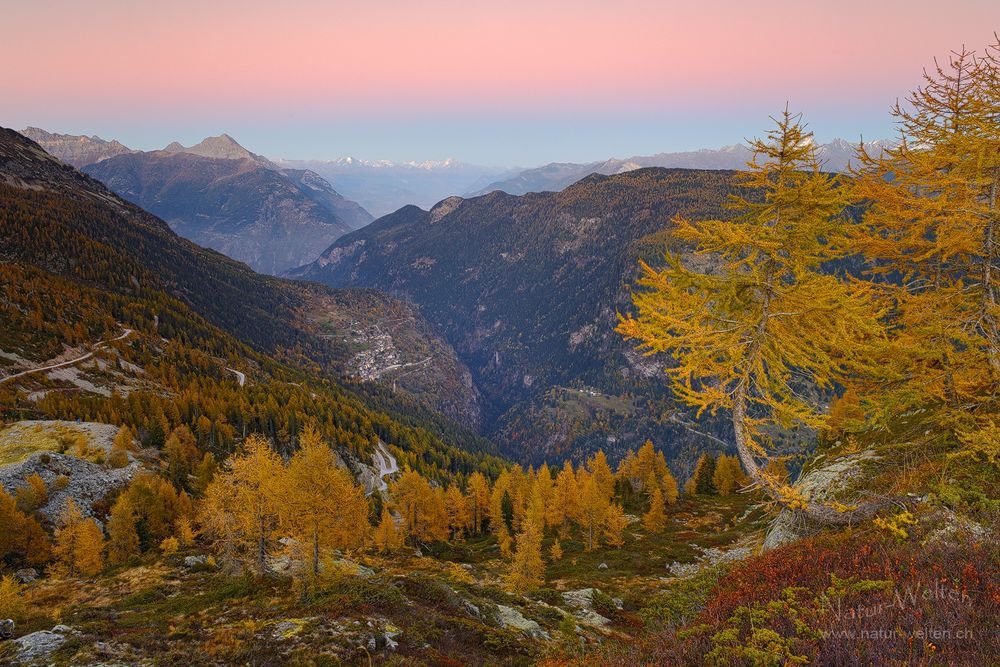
83, 150, 368, 274
290, 168, 741, 468
475, 139, 890, 196
20, 127, 136, 169
0, 127, 482, 438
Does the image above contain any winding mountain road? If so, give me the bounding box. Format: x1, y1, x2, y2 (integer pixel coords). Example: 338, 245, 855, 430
225, 367, 246, 387
371, 441, 400, 492
0, 329, 133, 386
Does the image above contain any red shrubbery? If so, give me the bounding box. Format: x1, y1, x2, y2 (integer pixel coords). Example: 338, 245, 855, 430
572, 529, 999, 666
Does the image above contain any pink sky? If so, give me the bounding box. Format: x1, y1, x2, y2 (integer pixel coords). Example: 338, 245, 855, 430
4, 0, 998, 163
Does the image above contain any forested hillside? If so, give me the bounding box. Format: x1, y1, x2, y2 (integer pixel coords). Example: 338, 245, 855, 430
291, 169, 742, 470
0, 128, 490, 465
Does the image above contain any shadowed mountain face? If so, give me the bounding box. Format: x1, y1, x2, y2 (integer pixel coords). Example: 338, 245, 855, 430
0, 127, 482, 432
474, 139, 889, 196
290, 168, 743, 468
83, 150, 372, 274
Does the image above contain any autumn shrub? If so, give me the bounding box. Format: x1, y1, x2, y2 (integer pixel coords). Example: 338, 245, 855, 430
107, 447, 129, 469
584, 530, 999, 666
312, 574, 403, 614
639, 565, 725, 628
532, 587, 563, 606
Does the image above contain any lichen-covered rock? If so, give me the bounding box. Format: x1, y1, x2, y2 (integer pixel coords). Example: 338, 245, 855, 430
13, 569, 37, 584
561, 588, 612, 627
495, 604, 550, 640
762, 449, 880, 550
10, 624, 79, 664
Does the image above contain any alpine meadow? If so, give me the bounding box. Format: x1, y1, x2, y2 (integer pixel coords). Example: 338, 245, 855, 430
0, 3, 998, 666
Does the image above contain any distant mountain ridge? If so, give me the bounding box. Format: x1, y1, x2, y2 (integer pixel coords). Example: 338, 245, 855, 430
276, 157, 516, 217
162, 133, 273, 165
20, 126, 136, 168
474, 138, 892, 196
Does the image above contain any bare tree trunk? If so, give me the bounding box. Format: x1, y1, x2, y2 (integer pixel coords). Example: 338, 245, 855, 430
981, 174, 999, 371
312, 523, 320, 577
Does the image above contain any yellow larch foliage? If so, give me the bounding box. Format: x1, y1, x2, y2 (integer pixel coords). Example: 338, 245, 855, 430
850, 40, 1000, 434
0, 489, 50, 565
199, 433, 283, 573
550, 461, 579, 531
575, 470, 608, 551
281, 425, 370, 577
642, 474, 667, 533
53, 499, 104, 577
445, 484, 471, 539
466, 471, 491, 534
587, 450, 615, 498
390, 468, 449, 545
0, 574, 25, 622
617, 108, 885, 523
374, 508, 404, 554
712, 454, 749, 496
602, 503, 628, 548
505, 498, 545, 593
106, 494, 140, 565
661, 466, 680, 505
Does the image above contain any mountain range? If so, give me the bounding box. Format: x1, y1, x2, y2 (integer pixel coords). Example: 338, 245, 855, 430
20, 127, 136, 168
24, 130, 373, 274
275, 157, 516, 217
474, 138, 891, 196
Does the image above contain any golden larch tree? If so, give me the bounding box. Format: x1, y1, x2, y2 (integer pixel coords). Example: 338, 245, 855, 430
282, 425, 369, 578
603, 503, 629, 548
199, 434, 284, 573
642, 473, 667, 533
850, 41, 1000, 436
618, 108, 886, 523
53, 500, 104, 577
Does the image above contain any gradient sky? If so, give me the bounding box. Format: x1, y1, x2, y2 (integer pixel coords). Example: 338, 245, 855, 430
3, 0, 997, 165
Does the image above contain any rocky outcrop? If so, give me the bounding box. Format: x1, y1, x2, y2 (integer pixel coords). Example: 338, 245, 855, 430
0, 421, 143, 523
561, 588, 613, 627
762, 449, 881, 550
495, 604, 549, 640
0, 451, 141, 523
8, 625, 79, 664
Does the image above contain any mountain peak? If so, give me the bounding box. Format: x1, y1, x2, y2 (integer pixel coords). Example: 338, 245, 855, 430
161, 133, 269, 165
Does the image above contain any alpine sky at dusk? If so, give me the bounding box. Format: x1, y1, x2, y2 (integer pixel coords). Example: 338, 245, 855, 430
5, 0, 997, 165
